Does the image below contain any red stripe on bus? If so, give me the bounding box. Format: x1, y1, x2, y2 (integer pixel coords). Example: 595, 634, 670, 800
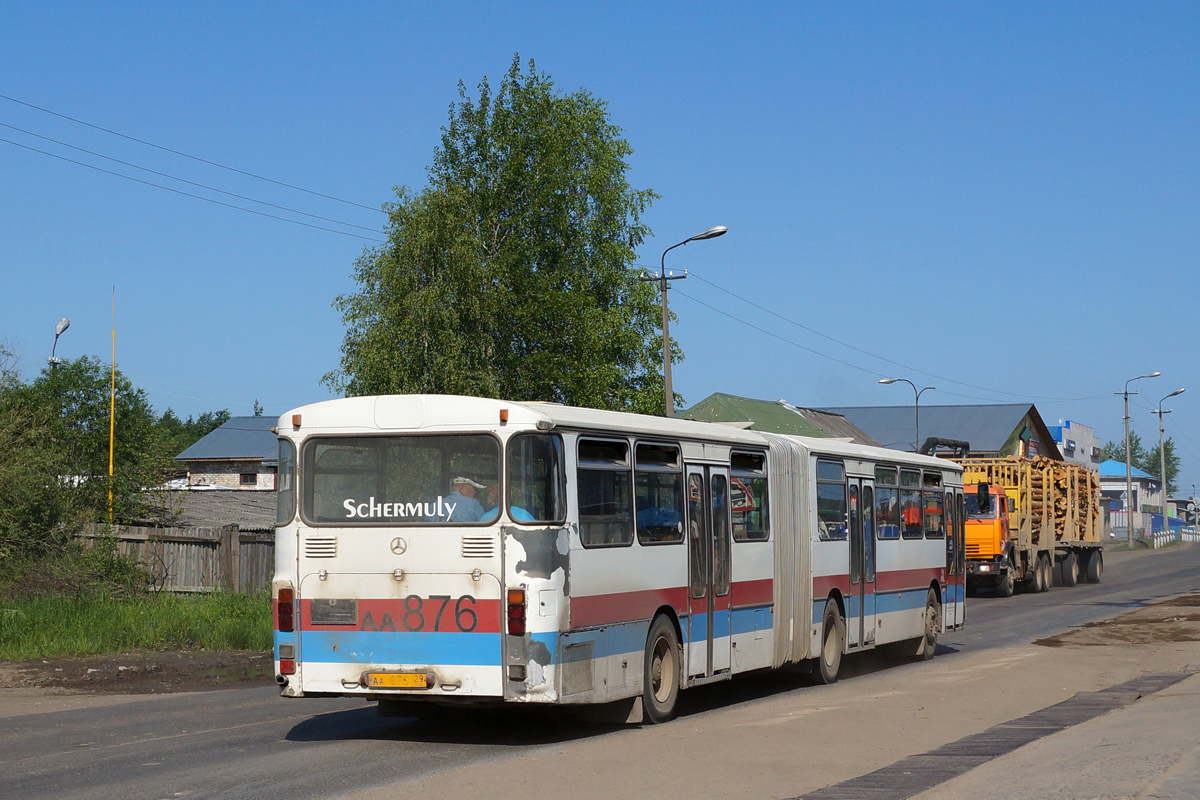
812, 574, 850, 598
732, 578, 773, 608
875, 567, 945, 593
570, 587, 689, 628
299, 598, 502, 633
814, 567, 944, 598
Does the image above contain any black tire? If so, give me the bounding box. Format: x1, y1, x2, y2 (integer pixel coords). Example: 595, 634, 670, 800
1061, 551, 1079, 587
1027, 554, 1046, 592
1084, 549, 1103, 584
642, 615, 680, 723
919, 588, 941, 660
996, 569, 1014, 597
817, 600, 844, 684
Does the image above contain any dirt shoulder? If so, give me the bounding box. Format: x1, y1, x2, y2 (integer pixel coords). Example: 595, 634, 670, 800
0, 649, 273, 695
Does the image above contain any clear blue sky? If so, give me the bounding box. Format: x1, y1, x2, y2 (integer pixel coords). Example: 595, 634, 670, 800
3, 3, 1198, 492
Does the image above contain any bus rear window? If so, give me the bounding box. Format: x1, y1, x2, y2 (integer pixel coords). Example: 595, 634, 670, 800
301, 435, 500, 525
507, 434, 566, 524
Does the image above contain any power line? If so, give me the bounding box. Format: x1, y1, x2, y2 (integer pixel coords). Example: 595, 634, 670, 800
674, 267, 1111, 404
0, 136, 386, 243
0, 121, 385, 234
0, 92, 385, 214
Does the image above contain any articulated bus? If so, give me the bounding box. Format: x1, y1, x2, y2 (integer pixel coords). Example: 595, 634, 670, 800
272, 395, 965, 722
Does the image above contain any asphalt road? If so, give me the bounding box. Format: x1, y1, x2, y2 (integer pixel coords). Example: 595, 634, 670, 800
2, 543, 1198, 800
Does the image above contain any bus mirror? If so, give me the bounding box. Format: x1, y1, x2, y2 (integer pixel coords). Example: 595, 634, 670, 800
976, 483, 991, 513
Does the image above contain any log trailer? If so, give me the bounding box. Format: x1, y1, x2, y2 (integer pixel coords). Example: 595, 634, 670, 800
959, 457, 1103, 596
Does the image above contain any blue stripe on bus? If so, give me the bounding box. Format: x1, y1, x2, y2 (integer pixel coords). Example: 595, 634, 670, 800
298, 630, 563, 667
300, 631, 502, 665
810, 590, 934, 625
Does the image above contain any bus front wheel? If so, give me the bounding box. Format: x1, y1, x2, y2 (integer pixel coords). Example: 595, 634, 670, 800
643, 615, 680, 723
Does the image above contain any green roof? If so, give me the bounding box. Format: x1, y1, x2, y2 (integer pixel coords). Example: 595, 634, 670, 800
680, 393, 829, 437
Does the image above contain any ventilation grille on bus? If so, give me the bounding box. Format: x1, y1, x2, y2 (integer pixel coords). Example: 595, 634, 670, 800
461, 536, 494, 558
304, 536, 338, 558
562, 642, 594, 695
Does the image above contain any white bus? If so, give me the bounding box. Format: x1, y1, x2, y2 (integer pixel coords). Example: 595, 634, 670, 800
272, 395, 965, 722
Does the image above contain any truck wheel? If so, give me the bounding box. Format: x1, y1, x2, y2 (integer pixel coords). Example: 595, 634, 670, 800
1038, 554, 1053, 592
1061, 551, 1079, 587
919, 588, 941, 660
817, 600, 844, 684
1084, 549, 1103, 584
642, 615, 680, 723
996, 569, 1014, 597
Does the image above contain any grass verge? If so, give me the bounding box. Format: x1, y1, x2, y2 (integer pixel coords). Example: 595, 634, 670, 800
0, 592, 272, 661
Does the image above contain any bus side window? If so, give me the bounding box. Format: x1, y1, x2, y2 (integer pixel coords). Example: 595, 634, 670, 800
731, 451, 769, 542
578, 438, 633, 547
635, 442, 684, 545
816, 460, 847, 541
900, 469, 922, 539
874, 466, 900, 539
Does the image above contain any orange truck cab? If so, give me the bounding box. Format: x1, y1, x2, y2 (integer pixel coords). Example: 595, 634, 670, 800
964, 482, 1016, 595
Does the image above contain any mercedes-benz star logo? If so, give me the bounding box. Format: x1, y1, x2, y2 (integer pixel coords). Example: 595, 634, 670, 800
390, 537, 408, 555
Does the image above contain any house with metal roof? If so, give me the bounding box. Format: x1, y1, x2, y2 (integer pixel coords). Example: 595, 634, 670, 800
679, 393, 880, 446
1098, 458, 1163, 514
815, 403, 1063, 460
176, 415, 278, 490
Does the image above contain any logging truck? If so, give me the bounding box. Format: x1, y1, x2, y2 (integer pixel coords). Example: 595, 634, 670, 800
961, 457, 1103, 596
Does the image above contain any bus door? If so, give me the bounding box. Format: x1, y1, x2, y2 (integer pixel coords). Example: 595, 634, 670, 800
685, 465, 732, 680
848, 479, 877, 648
946, 490, 965, 629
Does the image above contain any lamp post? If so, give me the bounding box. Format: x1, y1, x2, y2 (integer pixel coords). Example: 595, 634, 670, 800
49, 317, 70, 366
879, 378, 935, 451
1153, 387, 1185, 536
645, 225, 727, 417
1117, 371, 1160, 546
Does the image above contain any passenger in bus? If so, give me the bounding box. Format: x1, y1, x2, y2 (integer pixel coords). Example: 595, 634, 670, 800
902, 502, 922, 537
481, 484, 535, 523
430, 476, 486, 523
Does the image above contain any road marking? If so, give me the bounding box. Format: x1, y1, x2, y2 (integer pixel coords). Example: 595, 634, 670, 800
791, 671, 1194, 800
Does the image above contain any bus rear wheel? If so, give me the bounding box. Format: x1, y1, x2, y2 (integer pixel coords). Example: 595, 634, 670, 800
817, 600, 844, 684
643, 615, 680, 723
919, 588, 941, 660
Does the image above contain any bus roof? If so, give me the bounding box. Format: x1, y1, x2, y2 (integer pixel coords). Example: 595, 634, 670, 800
279, 394, 961, 473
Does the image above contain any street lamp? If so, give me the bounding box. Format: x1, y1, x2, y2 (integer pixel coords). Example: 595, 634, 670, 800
1153, 387, 1185, 536
1117, 371, 1160, 546
49, 317, 70, 366
645, 225, 727, 417
879, 378, 935, 451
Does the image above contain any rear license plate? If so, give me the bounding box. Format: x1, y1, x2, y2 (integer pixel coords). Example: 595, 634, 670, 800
366, 672, 429, 689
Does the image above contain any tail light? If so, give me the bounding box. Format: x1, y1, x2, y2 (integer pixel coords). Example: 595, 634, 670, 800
277, 587, 295, 632
507, 588, 526, 635
280, 659, 295, 675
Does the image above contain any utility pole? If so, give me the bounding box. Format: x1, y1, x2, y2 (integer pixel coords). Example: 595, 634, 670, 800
1118, 372, 1160, 547
642, 226, 726, 416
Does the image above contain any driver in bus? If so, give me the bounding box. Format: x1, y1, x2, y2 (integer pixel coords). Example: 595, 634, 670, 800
432, 476, 487, 523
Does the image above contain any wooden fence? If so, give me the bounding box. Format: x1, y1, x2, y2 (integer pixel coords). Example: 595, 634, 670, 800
81, 523, 274, 594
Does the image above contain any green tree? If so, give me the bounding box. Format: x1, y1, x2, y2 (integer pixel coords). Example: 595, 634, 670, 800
325, 56, 672, 413
1099, 433, 1147, 466
1140, 438, 1181, 495
13, 357, 173, 527
156, 407, 231, 457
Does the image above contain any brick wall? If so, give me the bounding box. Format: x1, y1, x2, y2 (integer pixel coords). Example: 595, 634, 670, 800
186, 461, 276, 490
